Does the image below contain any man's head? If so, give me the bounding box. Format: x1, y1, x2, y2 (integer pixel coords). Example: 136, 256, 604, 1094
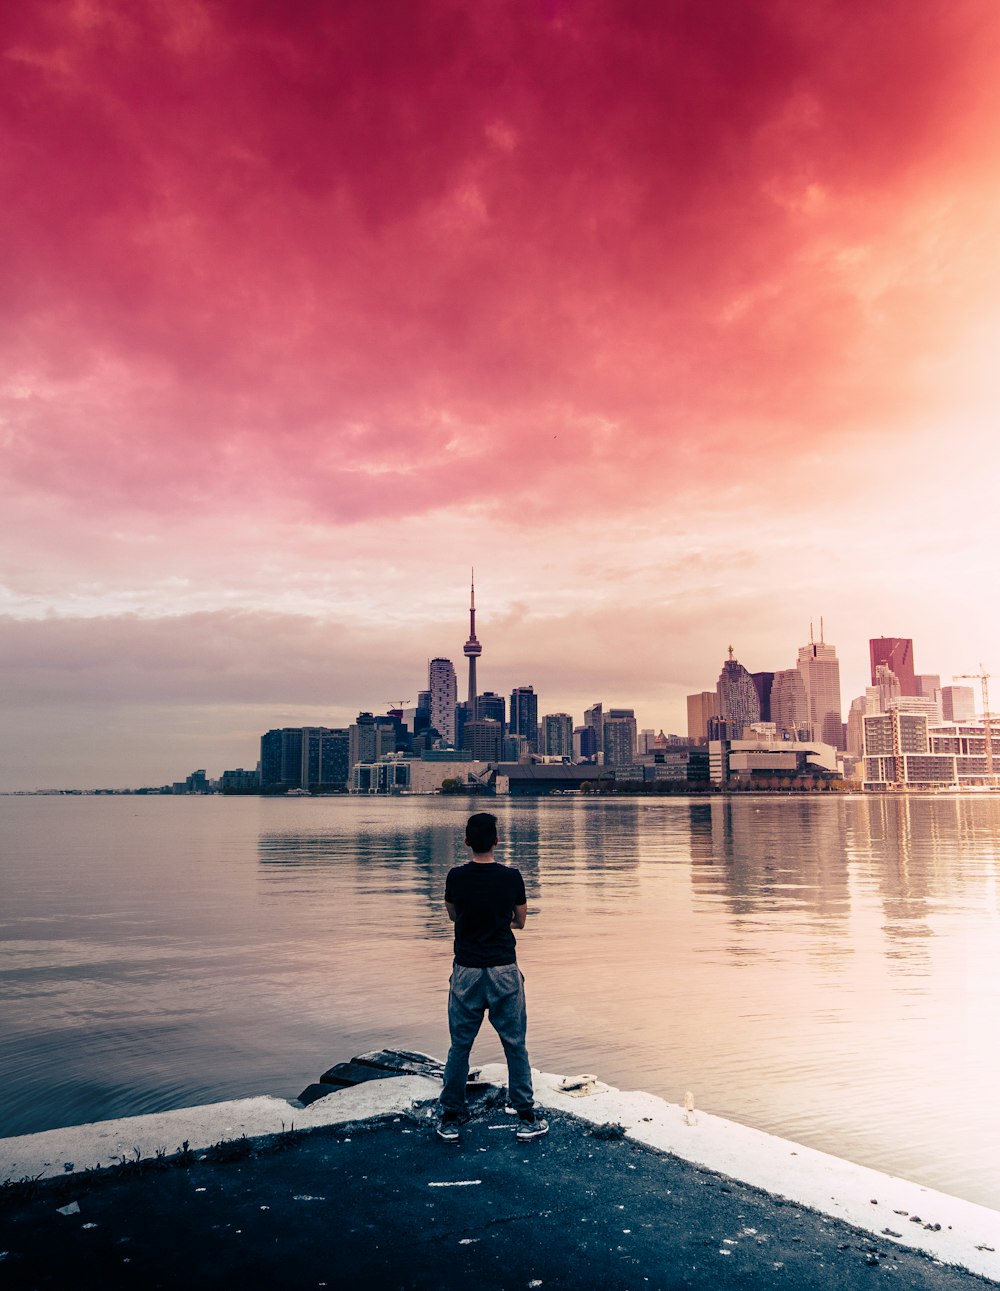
465, 812, 498, 855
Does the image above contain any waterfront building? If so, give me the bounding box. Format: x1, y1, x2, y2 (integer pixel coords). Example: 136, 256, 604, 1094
709, 736, 839, 786
870, 637, 917, 695
862, 711, 990, 788
351, 758, 412, 795
220, 767, 260, 794
716, 649, 760, 739
260, 728, 304, 791
686, 691, 718, 743
302, 726, 350, 790
941, 685, 976, 722
603, 708, 637, 767
173, 769, 211, 794
771, 668, 809, 739
542, 713, 574, 758
429, 657, 457, 745
797, 631, 843, 748
463, 572, 482, 718
510, 685, 539, 752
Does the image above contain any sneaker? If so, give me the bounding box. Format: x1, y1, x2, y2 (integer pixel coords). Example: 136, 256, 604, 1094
436, 1111, 469, 1142
515, 1113, 549, 1142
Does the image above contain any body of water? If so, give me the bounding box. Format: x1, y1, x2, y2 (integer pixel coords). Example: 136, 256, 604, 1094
2, 793, 999, 1207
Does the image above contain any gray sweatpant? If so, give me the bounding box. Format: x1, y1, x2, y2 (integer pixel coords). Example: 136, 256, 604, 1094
440, 961, 534, 1114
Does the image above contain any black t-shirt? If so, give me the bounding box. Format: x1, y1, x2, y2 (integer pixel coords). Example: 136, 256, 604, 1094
445, 861, 527, 967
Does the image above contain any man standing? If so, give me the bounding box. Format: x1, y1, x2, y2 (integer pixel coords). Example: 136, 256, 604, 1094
438, 811, 548, 1143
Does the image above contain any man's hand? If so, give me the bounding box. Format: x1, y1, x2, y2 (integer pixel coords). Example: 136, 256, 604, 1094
511, 903, 527, 930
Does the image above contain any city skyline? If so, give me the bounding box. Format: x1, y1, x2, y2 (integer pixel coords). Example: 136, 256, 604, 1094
2, 2, 1000, 788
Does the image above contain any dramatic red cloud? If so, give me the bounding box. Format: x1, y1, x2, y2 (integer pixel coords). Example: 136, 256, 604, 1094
4, 0, 1000, 524
4, 2, 1000, 786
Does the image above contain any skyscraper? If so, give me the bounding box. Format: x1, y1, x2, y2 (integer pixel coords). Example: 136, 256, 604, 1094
686, 691, 718, 743
510, 686, 539, 752
797, 628, 843, 749
542, 713, 573, 758
771, 668, 808, 738
603, 708, 638, 767
870, 637, 917, 696
477, 690, 506, 733
463, 571, 482, 719
716, 648, 760, 739
429, 657, 457, 745
584, 702, 604, 752
751, 672, 774, 723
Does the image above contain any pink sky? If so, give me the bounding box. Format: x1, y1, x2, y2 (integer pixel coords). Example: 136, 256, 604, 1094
2, 0, 1000, 787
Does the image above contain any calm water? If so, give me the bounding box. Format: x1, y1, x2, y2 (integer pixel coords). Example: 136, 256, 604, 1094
2, 793, 1000, 1207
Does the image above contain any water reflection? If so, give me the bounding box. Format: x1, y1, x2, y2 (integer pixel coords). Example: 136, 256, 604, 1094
688, 799, 851, 926
4, 793, 1000, 1210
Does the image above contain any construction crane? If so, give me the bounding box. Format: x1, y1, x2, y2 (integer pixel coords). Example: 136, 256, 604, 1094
386, 700, 410, 713
953, 667, 993, 782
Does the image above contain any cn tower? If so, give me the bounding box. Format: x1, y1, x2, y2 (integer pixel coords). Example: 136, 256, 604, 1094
463, 569, 482, 720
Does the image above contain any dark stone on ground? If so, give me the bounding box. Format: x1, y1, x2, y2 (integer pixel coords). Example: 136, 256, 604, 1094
351, 1050, 446, 1079
317, 1061, 407, 1088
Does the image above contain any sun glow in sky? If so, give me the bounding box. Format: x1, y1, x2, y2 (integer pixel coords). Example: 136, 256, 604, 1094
3, 0, 1000, 787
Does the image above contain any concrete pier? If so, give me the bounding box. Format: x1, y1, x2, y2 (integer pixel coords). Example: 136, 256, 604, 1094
1, 1056, 997, 1288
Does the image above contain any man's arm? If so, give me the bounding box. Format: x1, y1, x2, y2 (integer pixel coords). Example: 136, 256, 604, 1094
511, 903, 527, 930
446, 900, 457, 923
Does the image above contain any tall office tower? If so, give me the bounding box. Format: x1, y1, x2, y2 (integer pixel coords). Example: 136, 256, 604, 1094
477, 690, 506, 733
870, 637, 917, 695
414, 690, 431, 737
463, 571, 482, 720
510, 686, 539, 752
716, 649, 760, 739
797, 629, 844, 748
503, 732, 529, 761
603, 708, 638, 767
428, 657, 457, 745
637, 728, 656, 755
686, 691, 718, 743
584, 702, 604, 752
751, 672, 775, 722
941, 685, 976, 722
771, 668, 808, 739
464, 718, 502, 762
846, 697, 867, 758
260, 727, 304, 790
542, 713, 574, 758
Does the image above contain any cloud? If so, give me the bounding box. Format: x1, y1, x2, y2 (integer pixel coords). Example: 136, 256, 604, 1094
4, 0, 1000, 527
